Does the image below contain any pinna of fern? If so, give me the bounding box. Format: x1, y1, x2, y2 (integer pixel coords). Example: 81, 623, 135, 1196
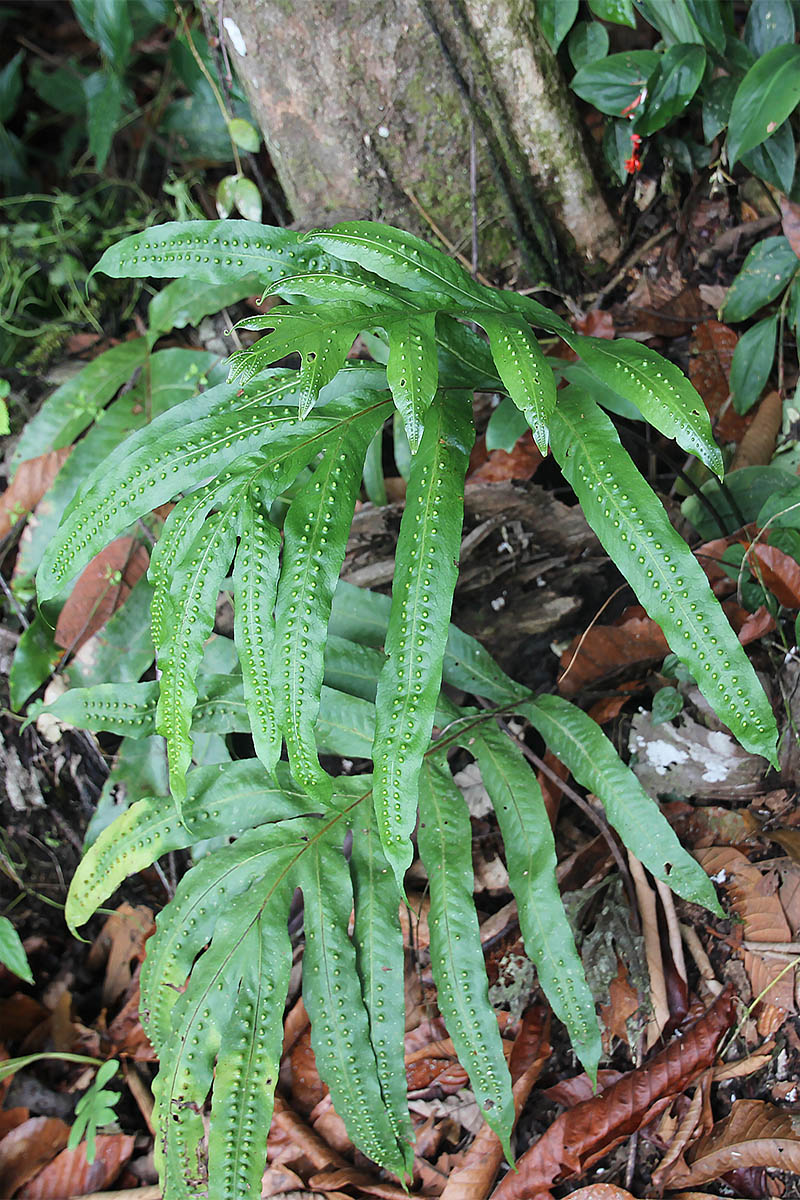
31, 217, 779, 1197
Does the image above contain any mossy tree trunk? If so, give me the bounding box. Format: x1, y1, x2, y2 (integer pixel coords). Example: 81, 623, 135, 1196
215, 0, 620, 285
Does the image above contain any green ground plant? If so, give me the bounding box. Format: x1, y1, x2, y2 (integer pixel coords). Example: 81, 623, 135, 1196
22, 217, 779, 1198
543, 0, 800, 414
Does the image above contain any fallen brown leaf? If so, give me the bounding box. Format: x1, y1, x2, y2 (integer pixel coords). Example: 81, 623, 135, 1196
744, 541, 800, 609
558, 609, 667, 696
730, 391, 782, 471
17, 1134, 135, 1199
440, 1009, 550, 1200
468, 431, 543, 484
689, 321, 749, 442
88, 903, 154, 1008
664, 1098, 800, 1189
0, 449, 72, 541
0, 1117, 70, 1197
781, 195, 800, 258
54, 538, 149, 653
491, 988, 736, 1200
562, 1188, 639, 1199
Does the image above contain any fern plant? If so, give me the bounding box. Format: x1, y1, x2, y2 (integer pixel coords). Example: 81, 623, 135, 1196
34, 218, 778, 1197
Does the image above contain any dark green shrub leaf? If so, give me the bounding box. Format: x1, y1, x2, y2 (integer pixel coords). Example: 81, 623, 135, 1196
587, 0, 636, 26
522, 695, 722, 911
636, 44, 706, 136
685, 0, 726, 52
744, 0, 795, 57
568, 20, 609, 70
227, 117, 260, 152
571, 51, 659, 117
729, 314, 777, 414
485, 395, 529, 452
727, 44, 800, 165
550, 388, 778, 764
651, 685, 684, 723
702, 75, 737, 143
0, 916, 33, 984
537, 0, 579, 52
635, 0, 704, 42
682, 465, 798, 539
84, 70, 126, 170
741, 121, 796, 195
472, 724, 601, 1078
721, 237, 799, 323
373, 394, 473, 886
418, 761, 514, 1154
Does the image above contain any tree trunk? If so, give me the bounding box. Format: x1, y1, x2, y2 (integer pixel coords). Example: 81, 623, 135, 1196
216, 0, 620, 284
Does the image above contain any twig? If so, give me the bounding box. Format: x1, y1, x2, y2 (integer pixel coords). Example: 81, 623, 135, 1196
468, 68, 479, 278
557, 582, 628, 689
585, 227, 671, 305
0, 566, 29, 628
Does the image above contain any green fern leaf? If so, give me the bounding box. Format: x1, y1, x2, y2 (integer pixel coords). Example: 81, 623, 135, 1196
373, 393, 474, 886
234, 487, 282, 775
418, 760, 514, 1154
570, 336, 724, 477
207, 906, 292, 1200
141, 823, 305, 1055
153, 890, 269, 1199
91, 219, 321, 287
349, 807, 415, 1162
330, 581, 523, 705
66, 760, 310, 933
156, 508, 239, 808
316, 684, 378, 758
149, 481, 230, 651
549, 387, 778, 764
386, 313, 439, 452
304, 221, 489, 308
297, 836, 407, 1175
230, 305, 369, 413
471, 723, 601, 1078
274, 397, 390, 800
26, 680, 159, 741
473, 311, 557, 454
36, 374, 299, 602
522, 694, 723, 913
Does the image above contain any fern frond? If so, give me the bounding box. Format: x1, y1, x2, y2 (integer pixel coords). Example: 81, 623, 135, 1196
350, 803, 415, 1162
141, 824, 304, 1055
234, 487, 282, 776
472, 310, 556, 454
297, 835, 408, 1175
274, 396, 390, 801
156, 508, 239, 808
66, 761, 310, 934
207, 908, 292, 1200
471, 722, 600, 1078
90, 219, 322, 286
550, 387, 778, 764
37, 374, 298, 602
569, 336, 724, 477
418, 759, 515, 1155
373, 392, 474, 886
522, 694, 723, 912
385, 313, 439, 452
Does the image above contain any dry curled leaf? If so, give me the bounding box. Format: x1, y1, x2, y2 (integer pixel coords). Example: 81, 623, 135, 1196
491, 988, 736, 1200
664, 1098, 800, 1189
468, 431, 543, 484
558, 608, 667, 696
17, 1134, 135, 1199
744, 541, 800, 609
730, 391, 782, 471
689, 321, 749, 442
0, 449, 72, 540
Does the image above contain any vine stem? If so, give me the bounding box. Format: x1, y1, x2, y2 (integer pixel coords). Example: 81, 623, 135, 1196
173, 3, 242, 178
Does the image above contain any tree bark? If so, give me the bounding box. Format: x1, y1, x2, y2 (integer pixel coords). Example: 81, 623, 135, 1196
214, 0, 620, 283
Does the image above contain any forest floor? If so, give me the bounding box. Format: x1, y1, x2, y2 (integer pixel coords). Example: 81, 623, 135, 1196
3, 6, 800, 1200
